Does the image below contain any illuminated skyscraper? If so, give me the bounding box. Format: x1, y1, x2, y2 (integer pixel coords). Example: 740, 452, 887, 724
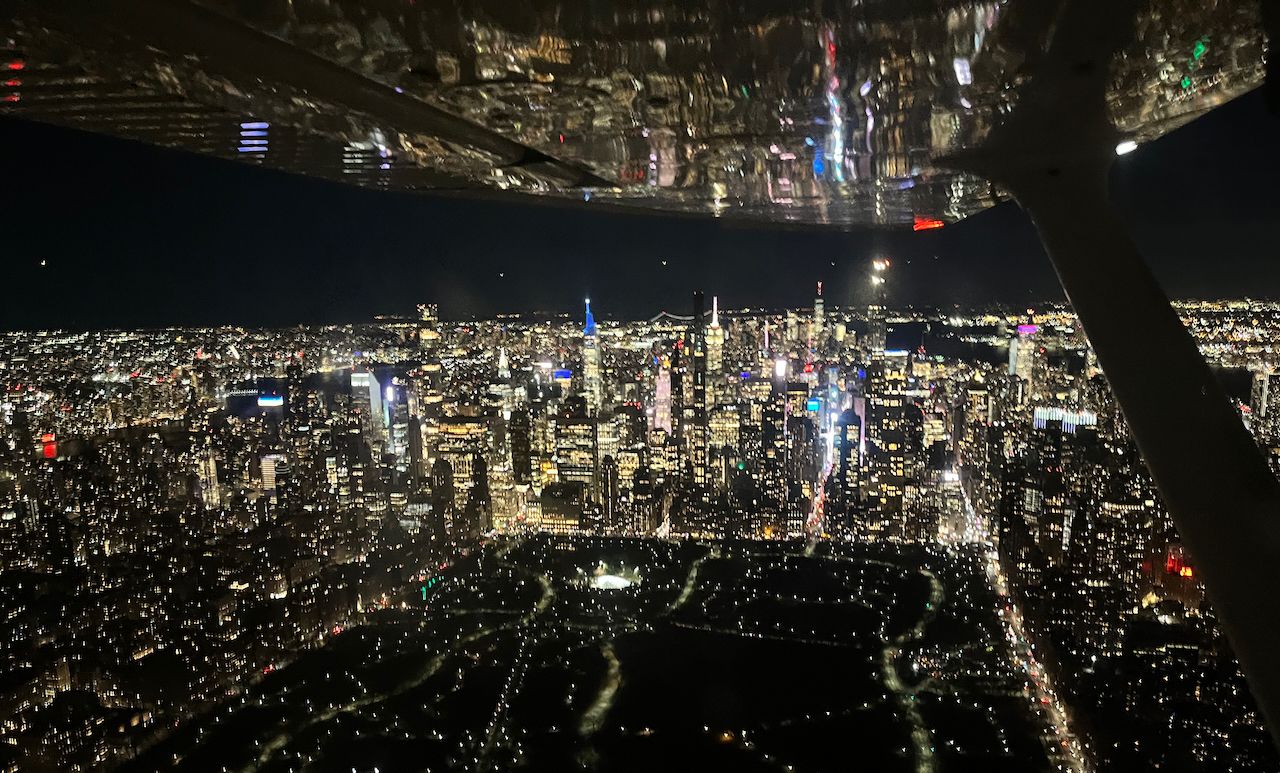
866, 259, 890, 358
509, 408, 533, 484
706, 296, 725, 406
821, 407, 859, 532
197, 440, 222, 510
351, 369, 388, 454
653, 359, 673, 434
554, 408, 598, 497
260, 453, 286, 504
430, 458, 454, 542
670, 337, 687, 441
865, 350, 909, 534
762, 357, 790, 510
416, 302, 440, 352
601, 454, 619, 530
1008, 316, 1043, 403
1250, 368, 1280, 444
758, 319, 775, 377
583, 299, 602, 416
462, 453, 492, 538
811, 281, 824, 359
385, 380, 411, 464
690, 291, 709, 487
497, 346, 511, 382
436, 416, 488, 514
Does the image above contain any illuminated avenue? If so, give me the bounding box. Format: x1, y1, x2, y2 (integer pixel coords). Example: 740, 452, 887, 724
2, 288, 1279, 771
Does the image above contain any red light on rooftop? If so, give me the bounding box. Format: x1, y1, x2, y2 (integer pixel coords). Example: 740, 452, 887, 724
913, 215, 945, 231
42, 443, 56, 459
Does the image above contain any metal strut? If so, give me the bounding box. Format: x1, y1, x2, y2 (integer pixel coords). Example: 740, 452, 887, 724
944, 0, 1280, 749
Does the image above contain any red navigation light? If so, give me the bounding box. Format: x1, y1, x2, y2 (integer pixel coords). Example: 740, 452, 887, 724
5, 62, 24, 71
913, 216, 945, 231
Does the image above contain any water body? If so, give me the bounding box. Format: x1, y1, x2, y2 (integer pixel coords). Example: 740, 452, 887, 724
887, 322, 1003, 366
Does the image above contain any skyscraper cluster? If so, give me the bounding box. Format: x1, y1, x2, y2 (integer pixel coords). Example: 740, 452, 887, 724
0, 292, 1278, 770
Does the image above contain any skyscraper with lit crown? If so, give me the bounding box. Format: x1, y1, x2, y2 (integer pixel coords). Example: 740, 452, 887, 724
706, 296, 725, 406
866, 259, 890, 359
811, 281, 824, 359
583, 298, 602, 416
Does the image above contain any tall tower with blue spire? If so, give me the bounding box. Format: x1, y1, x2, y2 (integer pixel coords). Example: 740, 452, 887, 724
583, 298, 602, 415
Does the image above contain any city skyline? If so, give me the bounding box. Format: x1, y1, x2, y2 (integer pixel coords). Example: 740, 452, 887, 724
2, 293, 1278, 771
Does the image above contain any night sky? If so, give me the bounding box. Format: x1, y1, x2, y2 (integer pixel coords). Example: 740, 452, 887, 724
1, 89, 1277, 331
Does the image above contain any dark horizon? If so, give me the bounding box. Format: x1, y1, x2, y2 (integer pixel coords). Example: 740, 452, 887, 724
2, 88, 1277, 331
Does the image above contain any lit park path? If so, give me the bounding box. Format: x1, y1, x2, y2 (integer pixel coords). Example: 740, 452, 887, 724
881, 567, 944, 773
248, 537, 559, 773
476, 629, 538, 773
693, 545, 946, 773
184, 535, 1040, 773
474, 535, 560, 771
577, 639, 622, 736
241, 622, 491, 773
665, 545, 719, 614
